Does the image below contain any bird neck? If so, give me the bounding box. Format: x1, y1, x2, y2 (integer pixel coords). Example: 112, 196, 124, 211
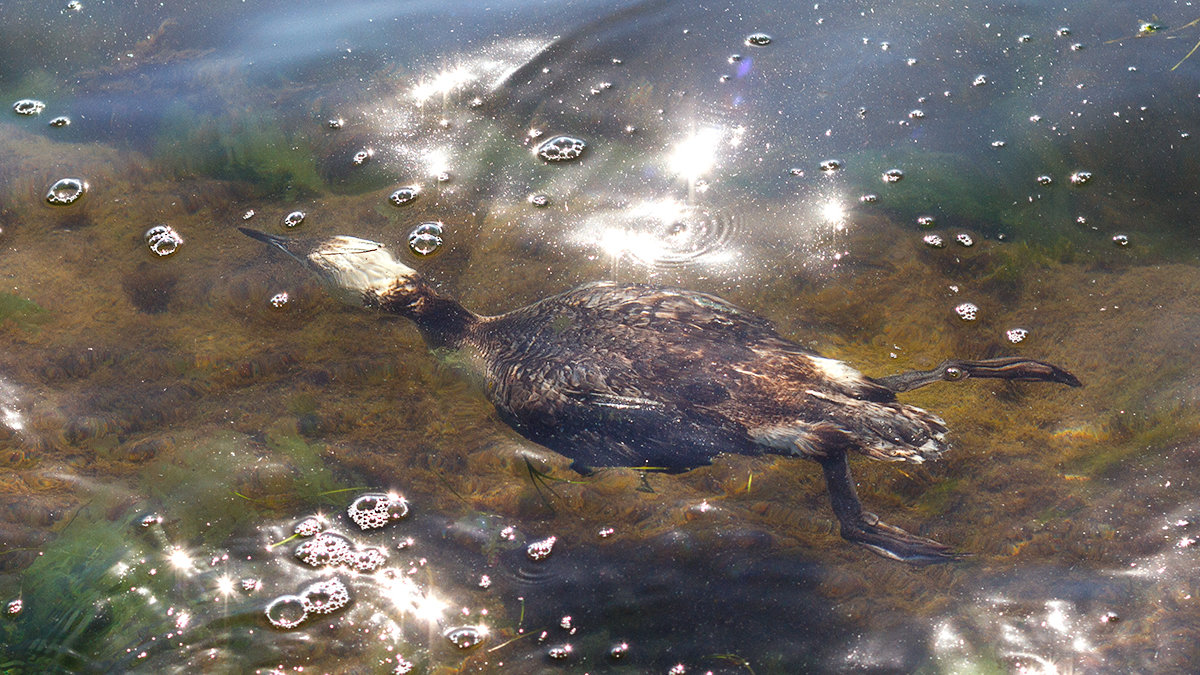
378, 277, 479, 349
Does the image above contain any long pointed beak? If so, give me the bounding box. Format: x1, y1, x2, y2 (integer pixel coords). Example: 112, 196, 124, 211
238, 227, 308, 266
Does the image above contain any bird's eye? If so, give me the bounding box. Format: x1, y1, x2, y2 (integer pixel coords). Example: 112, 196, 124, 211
944, 366, 964, 381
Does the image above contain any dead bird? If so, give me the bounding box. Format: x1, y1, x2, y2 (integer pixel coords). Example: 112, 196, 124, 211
241, 228, 1081, 563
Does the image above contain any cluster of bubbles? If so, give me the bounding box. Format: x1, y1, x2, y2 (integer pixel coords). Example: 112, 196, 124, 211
408, 222, 444, 256
45, 178, 86, 205
1006, 328, 1029, 343
744, 32, 772, 46
265, 577, 351, 629
526, 535, 557, 561
352, 149, 373, 166
294, 531, 389, 573
923, 234, 945, 248
536, 136, 587, 162
5, 598, 23, 616
145, 225, 184, 257
528, 194, 550, 207
954, 302, 979, 321
13, 99, 70, 127
282, 211, 305, 228
389, 186, 419, 207
819, 159, 842, 172
327, 118, 345, 130
269, 292, 289, 309
881, 169, 904, 183
347, 493, 410, 530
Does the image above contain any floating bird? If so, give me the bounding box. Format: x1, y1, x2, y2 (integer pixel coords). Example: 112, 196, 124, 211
241, 228, 1081, 563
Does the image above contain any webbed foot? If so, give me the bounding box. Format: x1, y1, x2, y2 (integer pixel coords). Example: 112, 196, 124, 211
874, 356, 1082, 393
819, 449, 962, 565
839, 511, 961, 565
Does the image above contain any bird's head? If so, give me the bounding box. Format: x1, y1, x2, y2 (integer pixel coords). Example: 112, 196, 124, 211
240, 228, 420, 309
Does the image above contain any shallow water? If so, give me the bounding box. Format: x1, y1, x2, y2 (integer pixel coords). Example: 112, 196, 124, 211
3, 0, 1200, 672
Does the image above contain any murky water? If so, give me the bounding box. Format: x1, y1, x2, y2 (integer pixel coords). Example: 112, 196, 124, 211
3, 0, 1200, 672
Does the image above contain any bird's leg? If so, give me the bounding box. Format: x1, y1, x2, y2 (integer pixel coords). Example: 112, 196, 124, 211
872, 357, 1082, 393
818, 450, 959, 564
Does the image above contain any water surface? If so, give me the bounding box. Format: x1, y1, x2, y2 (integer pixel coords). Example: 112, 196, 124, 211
3, 0, 1200, 672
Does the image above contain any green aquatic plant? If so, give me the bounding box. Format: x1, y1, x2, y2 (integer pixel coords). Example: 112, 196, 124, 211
153, 102, 324, 198
0, 508, 169, 673
0, 293, 49, 332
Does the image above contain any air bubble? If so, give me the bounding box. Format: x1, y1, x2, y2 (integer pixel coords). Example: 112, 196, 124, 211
528, 194, 550, 207
5, 598, 23, 616
598, 527, 615, 538
265, 595, 308, 629
350, 547, 388, 573
352, 149, 373, 165
1069, 171, 1092, 186
954, 303, 979, 321
242, 210, 255, 220
1112, 234, 1129, 246
908, 109, 925, 119
408, 222, 444, 256
882, 169, 904, 183
294, 518, 322, 537
859, 194, 878, 203
548, 645, 572, 660
1056, 27, 1071, 37
789, 168, 805, 177
436, 171, 452, 183
13, 99, 45, 116
445, 625, 486, 650
479, 574, 492, 589
45, 178, 86, 205
66, 0, 83, 10
500, 526, 517, 541
923, 234, 945, 248
1006, 328, 1028, 343
1018, 34, 1032, 43
745, 33, 772, 46
241, 578, 262, 593
301, 578, 350, 615
527, 535, 557, 561
48, 116, 70, 127
348, 492, 410, 530
819, 159, 842, 172
145, 225, 184, 257
269, 292, 289, 309
295, 531, 354, 567
972, 74, 988, 86
1070, 43, 1084, 51
955, 233, 974, 247
1036, 175, 1053, 186
139, 513, 163, 527
327, 118, 344, 130
610, 642, 629, 659
282, 211, 305, 228
917, 215, 935, 228
389, 186, 419, 207
991, 140, 1006, 148
537, 136, 587, 162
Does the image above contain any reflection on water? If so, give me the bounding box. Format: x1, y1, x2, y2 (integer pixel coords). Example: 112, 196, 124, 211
3, 0, 1200, 671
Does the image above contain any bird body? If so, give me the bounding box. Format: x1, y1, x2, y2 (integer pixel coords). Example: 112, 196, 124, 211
241, 229, 1081, 563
